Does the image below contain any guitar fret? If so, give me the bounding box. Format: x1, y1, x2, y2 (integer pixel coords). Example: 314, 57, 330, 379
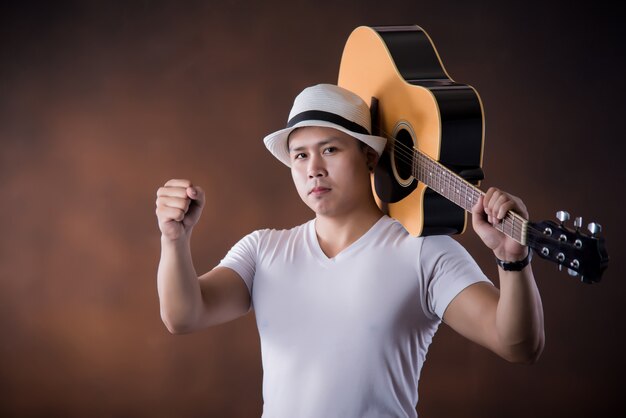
411, 147, 527, 245
510, 218, 516, 240
503, 218, 516, 239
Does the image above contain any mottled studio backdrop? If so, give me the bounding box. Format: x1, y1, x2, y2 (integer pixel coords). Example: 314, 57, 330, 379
1, 1, 624, 417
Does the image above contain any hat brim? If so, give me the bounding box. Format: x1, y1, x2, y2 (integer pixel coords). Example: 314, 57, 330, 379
263, 120, 387, 167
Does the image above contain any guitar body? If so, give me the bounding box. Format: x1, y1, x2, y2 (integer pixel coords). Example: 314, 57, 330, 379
337, 25, 609, 282
338, 25, 485, 236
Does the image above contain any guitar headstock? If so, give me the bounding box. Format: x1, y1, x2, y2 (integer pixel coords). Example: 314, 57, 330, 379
527, 211, 609, 283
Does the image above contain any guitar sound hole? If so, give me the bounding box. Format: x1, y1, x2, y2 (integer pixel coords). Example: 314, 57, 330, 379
393, 128, 414, 183
373, 124, 417, 203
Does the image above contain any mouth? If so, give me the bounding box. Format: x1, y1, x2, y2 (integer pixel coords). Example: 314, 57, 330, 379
308, 186, 331, 196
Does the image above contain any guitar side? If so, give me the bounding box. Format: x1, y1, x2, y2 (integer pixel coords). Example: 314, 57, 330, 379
338, 25, 485, 236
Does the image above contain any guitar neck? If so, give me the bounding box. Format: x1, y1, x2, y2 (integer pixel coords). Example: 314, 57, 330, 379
339, 25, 607, 281
411, 148, 529, 245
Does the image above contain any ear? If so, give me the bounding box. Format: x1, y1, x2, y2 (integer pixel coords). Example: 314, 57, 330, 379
364, 146, 379, 172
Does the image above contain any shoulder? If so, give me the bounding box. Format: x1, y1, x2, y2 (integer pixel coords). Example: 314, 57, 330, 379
221, 220, 312, 264
419, 235, 484, 279
422, 234, 468, 254
373, 215, 421, 241
236, 219, 313, 250
371, 216, 470, 254
254, 219, 312, 239
420, 235, 487, 279
422, 235, 473, 260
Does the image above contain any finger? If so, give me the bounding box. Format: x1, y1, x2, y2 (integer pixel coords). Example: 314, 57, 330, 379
496, 200, 515, 221
471, 194, 483, 214
482, 188, 493, 209
483, 187, 499, 216
163, 179, 193, 188
156, 196, 191, 212
157, 186, 190, 199
490, 192, 510, 223
488, 190, 528, 222
508, 194, 528, 219
485, 188, 513, 221
187, 186, 205, 206
471, 195, 489, 227
156, 205, 186, 222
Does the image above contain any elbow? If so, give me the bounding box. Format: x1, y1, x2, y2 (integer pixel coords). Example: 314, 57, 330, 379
505, 334, 545, 365
163, 322, 194, 335
160, 310, 198, 335
514, 347, 543, 365
525, 335, 545, 364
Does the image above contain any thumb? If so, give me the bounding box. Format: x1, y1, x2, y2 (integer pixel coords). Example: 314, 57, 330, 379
187, 186, 205, 208
471, 195, 488, 227
181, 186, 206, 228
471, 194, 503, 251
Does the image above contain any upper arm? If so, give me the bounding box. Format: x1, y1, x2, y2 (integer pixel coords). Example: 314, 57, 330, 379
196, 266, 251, 328
442, 281, 501, 354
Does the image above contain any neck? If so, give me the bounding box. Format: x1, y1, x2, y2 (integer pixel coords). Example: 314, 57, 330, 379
314, 200, 383, 258
411, 147, 528, 244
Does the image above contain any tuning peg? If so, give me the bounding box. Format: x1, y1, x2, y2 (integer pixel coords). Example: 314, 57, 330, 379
588, 222, 602, 236
568, 260, 580, 277
556, 210, 570, 224
574, 217, 583, 230
557, 252, 566, 272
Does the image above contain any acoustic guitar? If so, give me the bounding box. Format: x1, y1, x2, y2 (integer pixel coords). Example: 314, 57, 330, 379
338, 25, 608, 283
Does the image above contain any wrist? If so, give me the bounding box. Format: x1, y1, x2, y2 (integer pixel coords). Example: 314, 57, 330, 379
161, 233, 192, 249
495, 248, 532, 271
493, 245, 529, 263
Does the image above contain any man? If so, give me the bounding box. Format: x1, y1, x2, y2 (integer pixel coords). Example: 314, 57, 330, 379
155, 84, 544, 417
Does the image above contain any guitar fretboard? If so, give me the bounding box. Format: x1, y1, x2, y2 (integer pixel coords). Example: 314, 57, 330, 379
409, 147, 528, 245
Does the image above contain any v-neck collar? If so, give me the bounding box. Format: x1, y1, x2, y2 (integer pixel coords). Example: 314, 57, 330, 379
308, 215, 388, 265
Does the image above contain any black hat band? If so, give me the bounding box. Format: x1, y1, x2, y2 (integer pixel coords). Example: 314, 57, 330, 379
287, 110, 370, 135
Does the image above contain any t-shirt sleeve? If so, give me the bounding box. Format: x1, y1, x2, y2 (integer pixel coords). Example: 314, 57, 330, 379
216, 230, 261, 296
420, 235, 492, 320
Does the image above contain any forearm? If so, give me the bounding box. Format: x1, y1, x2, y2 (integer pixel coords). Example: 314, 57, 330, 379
157, 235, 204, 333
495, 264, 545, 363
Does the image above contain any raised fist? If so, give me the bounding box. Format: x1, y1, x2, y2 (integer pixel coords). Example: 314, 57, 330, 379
155, 179, 205, 241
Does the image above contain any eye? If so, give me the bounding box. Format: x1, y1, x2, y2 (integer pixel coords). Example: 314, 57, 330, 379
323, 146, 337, 154
293, 152, 307, 160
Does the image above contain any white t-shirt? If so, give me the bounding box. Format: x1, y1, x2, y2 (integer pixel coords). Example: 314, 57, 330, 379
218, 215, 491, 418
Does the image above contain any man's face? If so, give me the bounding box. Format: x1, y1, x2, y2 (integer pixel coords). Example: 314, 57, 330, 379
288, 126, 373, 218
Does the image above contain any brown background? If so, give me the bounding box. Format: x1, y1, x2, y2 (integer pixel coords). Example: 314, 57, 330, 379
1, 1, 624, 417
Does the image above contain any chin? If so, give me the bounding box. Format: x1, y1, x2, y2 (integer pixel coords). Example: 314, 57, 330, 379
308, 202, 337, 217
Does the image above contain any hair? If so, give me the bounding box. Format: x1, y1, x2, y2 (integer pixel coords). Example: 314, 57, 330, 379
358, 140, 375, 153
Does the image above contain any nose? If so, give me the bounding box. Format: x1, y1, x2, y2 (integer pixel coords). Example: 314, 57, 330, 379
307, 153, 327, 179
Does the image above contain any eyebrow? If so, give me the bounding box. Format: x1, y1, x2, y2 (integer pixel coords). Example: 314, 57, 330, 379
288, 137, 343, 153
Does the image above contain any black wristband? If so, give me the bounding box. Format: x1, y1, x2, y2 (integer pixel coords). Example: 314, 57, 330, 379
495, 249, 532, 271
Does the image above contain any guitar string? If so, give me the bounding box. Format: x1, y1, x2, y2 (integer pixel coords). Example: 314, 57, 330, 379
375, 126, 594, 273
383, 134, 524, 242
371, 126, 526, 242
396, 147, 523, 242
385, 132, 525, 242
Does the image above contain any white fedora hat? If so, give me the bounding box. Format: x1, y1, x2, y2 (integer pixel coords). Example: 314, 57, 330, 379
263, 84, 387, 167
